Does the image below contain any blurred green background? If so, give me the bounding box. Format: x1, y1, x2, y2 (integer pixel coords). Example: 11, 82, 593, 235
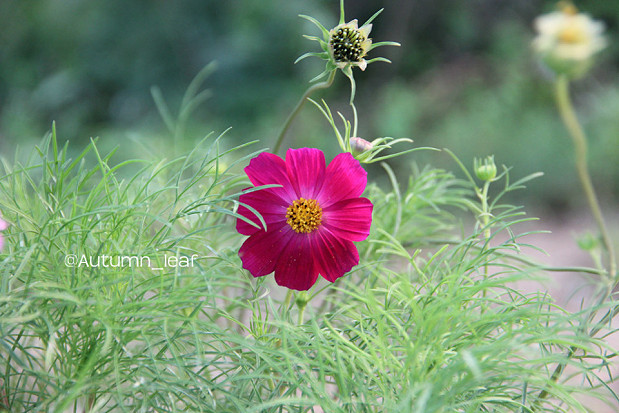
1, 0, 618, 211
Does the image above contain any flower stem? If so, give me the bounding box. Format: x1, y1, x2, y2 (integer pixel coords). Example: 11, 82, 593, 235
283, 289, 293, 310
351, 100, 358, 140
554, 75, 616, 278
480, 180, 492, 243
273, 70, 336, 155
297, 302, 307, 325
534, 75, 618, 410
478, 180, 492, 299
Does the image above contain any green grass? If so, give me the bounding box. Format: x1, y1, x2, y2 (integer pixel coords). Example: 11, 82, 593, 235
1, 129, 617, 412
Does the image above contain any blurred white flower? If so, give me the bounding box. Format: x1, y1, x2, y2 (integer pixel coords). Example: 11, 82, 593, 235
533, 3, 606, 78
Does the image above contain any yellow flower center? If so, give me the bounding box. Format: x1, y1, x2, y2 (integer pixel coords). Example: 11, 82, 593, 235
558, 24, 586, 44
330, 26, 367, 62
286, 198, 323, 233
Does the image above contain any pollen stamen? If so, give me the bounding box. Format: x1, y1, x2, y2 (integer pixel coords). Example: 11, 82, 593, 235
330, 26, 367, 63
286, 198, 323, 233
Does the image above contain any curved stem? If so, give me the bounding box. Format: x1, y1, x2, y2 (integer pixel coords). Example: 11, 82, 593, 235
351, 101, 358, 140
554, 75, 616, 278
273, 70, 337, 155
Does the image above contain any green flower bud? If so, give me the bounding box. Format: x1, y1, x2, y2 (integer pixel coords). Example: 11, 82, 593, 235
295, 291, 310, 308
577, 233, 599, 251
474, 156, 497, 182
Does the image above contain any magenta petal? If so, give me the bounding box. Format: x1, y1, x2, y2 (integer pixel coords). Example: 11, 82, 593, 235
312, 229, 360, 283
274, 234, 319, 291
318, 152, 367, 207
0, 219, 6, 251
285, 148, 326, 199
239, 222, 294, 277
244, 152, 296, 202
322, 197, 373, 242
236, 189, 288, 236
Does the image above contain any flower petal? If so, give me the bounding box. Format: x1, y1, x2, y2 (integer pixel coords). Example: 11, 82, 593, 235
236, 188, 288, 236
285, 148, 326, 199
359, 23, 372, 38
244, 152, 296, 202
312, 229, 360, 283
318, 152, 367, 207
322, 197, 373, 241
274, 234, 319, 291
239, 222, 295, 278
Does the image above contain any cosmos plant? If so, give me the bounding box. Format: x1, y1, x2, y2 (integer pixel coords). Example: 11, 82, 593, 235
0, 1, 618, 412
236, 148, 373, 291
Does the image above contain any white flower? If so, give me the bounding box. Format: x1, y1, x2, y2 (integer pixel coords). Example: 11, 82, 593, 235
533, 4, 606, 78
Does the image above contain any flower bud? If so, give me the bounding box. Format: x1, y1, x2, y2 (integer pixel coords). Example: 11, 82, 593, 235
349, 137, 374, 157
295, 291, 310, 308
577, 233, 599, 251
532, 2, 606, 79
474, 156, 497, 182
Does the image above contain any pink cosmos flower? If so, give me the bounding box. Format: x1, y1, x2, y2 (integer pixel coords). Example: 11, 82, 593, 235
0, 215, 7, 251
236, 148, 373, 291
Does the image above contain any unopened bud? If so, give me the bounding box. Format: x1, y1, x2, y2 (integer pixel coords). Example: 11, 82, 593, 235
350, 137, 373, 157
474, 156, 497, 182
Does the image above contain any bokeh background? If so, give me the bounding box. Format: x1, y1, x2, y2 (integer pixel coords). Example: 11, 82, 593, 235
1, 0, 618, 213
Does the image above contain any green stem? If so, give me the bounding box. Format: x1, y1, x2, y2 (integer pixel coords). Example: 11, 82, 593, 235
283, 290, 293, 311
297, 302, 307, 325
273, 70, 336, 155
351, 100, 358, 140
480, 181, 491, 243
478, 180, 491, 299
554, 75, 616, 278
534, 75, 619, 410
